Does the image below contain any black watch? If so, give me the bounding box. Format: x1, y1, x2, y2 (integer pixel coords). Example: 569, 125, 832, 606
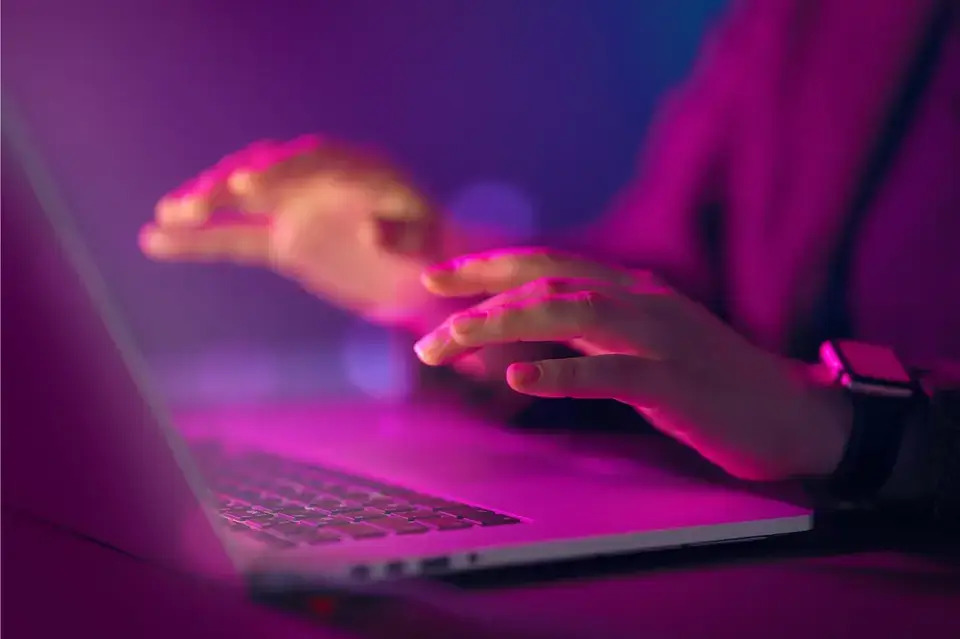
819, 340, 922, 502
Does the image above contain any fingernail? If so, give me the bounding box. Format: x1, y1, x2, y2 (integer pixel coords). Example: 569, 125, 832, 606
420, 269, 457, 294
450, 313, 486, 336
413, 330, 451, 365
508, 363, 541, 386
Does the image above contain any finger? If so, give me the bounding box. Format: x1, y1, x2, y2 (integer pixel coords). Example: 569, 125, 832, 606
415, 290, 665, 366
506, 355, 675, 406
154, 139, 284, 227
139, 222, 272, 265
411, 278, 596, 365
421, 248, 635, 297
412, 278, 637, 365
153, 136, 328, 228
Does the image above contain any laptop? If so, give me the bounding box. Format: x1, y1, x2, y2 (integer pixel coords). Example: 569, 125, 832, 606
1, 115, 813, 595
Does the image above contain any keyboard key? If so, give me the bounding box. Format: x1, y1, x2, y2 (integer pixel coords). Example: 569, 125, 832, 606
349, 508, 388, 521
436, 506, 521, 526
405, 494, 456, 508
327, 502, 365, 515
370, 517, 431, 535
325, 522, 388, 539
276, 506, 311, 518
307, 497, 345, 511
423, 517, 475, 531
220, 512, 256, 523
362, 496, 398, 509
247, 513, 278, 524
383, 504, 416, 514
405, 509, 444, 521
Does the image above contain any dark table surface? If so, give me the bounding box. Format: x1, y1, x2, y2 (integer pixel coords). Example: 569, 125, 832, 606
4, 508, 960, 639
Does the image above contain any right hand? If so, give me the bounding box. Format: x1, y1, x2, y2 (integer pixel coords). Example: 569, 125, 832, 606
139, 135, 444, 325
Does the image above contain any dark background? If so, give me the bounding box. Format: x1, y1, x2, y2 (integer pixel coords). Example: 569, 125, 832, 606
3, 0, 727, 403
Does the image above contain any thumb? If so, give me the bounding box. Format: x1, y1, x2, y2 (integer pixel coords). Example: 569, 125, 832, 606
505, 354, 677, 406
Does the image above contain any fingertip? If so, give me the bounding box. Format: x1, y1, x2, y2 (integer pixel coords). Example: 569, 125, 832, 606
139, 226, 172, 258
137, 225, 154, 253
419, 269, 451, 294
506, 362, 541, 391
413, 334, 442, 366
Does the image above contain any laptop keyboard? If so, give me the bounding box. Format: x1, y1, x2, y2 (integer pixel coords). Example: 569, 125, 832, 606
191, 445, 522, 548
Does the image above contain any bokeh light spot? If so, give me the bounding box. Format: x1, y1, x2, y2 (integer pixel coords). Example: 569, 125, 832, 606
340, 322, 414, 400
446, 180, 538, 240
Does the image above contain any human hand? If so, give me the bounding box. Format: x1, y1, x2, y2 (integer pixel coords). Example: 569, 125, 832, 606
415, 249, 852, 481
140, 135, 443, 325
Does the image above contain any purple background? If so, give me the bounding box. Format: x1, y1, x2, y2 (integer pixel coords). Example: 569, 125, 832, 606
3, 0, 725, 404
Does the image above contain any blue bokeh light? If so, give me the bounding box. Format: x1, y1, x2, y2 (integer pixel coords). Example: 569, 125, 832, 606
446, 180, 538, 241
339, 322, 414, 400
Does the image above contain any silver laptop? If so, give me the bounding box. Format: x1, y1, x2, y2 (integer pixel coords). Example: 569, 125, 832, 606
1, 117, 813, 594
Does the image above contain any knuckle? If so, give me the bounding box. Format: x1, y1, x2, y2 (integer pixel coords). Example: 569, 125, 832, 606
533, 276, 567, 297
538, 296, 572, 323
227, 169, 260, 194
572, 290, 603, 330
510, 248, 555, 278
530, 251, 560, 277
485, 307, 510, 334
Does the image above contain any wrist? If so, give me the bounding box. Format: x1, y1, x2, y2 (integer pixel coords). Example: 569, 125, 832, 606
792, 362, 855, 477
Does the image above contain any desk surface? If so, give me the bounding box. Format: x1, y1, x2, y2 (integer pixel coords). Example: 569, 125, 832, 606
4, 510, 959, 639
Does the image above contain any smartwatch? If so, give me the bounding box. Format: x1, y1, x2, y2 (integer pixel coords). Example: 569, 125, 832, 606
819, 340, 921, 501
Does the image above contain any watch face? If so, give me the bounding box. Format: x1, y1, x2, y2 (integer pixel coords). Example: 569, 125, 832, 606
835, 340, 912, 385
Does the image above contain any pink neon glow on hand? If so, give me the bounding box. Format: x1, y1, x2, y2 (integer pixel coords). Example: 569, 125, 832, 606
417, 248, 852, 481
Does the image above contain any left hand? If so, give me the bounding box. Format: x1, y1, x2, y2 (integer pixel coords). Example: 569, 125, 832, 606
415, 248, 852, 481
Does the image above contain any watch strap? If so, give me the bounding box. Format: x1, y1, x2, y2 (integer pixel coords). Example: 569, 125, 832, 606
826, 391, 920, 502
